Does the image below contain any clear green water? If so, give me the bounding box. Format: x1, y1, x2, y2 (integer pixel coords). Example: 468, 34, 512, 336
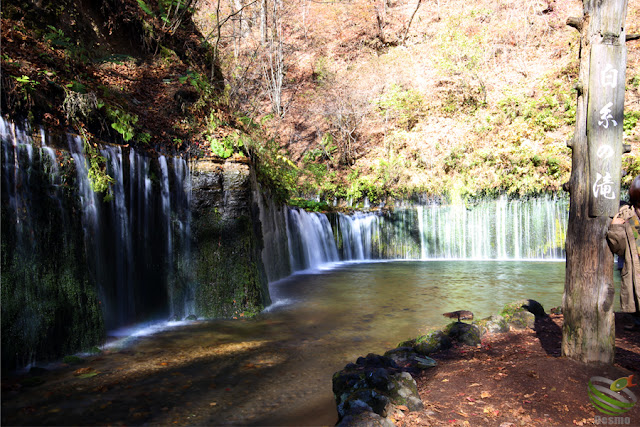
269, 260, 567, 349
235, 260, 568, 424
100, 260, 607, 425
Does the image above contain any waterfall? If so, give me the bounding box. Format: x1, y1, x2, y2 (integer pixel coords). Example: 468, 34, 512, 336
336, 212, 379, 260
286, 196, 568, 270
172, 157, 194, 317
2, 118, 194, 332
286, 208, 339, 271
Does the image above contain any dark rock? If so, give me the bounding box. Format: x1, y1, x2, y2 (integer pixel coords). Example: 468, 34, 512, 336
384, 347, 417, 365
445, 322, 481, 346
356, 353, 398, 370
337, 410, 395, 427
190, 161, 271, 319
185, 314, 197, 321
333, 371, 366, 399
338, 389, 393, 418
384, 346, 416, 358
412, 331, 452, 355
333, 354, 423, 424
367, 368, 391, 389
383, 347, 437, 370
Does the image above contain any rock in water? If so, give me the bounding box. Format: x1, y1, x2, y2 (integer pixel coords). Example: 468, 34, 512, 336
332, 353, 423, 424
445, 322, 481, 346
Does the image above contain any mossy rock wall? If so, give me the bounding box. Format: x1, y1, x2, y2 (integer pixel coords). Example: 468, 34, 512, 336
191, 160, 271, 318
1, 142, 104, 372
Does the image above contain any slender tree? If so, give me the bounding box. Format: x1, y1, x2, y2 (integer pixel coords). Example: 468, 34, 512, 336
562, 0, 629, 364
262, 0, 285, 117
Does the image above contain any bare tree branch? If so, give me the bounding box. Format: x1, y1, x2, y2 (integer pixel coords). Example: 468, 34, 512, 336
402, 0, 422, 44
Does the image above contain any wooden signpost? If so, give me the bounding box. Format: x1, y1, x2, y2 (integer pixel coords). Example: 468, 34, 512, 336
587, 42, 626, 217
562, 0, 629, 365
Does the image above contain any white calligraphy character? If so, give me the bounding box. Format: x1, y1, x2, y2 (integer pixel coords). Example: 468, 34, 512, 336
596, 145, 614, 159
598, 102, 617, 129
601, 64, 618, 89
593, 172, 616, 200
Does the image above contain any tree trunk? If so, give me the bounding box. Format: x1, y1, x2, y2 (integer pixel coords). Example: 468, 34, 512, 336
261, 0, 285, 117
402, 0, 422, 45
260, 0, 268, 45
562, 0, 629, 364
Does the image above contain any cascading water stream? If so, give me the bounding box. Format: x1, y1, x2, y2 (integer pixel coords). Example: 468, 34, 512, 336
286, 208, 340, 271
286, 196, 568, 271
2, 118, 194, 333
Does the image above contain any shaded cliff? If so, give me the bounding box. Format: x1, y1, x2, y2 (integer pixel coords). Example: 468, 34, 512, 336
191, 159, 272, 318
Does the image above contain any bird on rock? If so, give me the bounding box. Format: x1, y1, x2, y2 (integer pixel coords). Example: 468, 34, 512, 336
442, 310, 474, 323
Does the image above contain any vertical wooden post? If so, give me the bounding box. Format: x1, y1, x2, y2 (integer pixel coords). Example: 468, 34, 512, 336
562, 0, 629, 364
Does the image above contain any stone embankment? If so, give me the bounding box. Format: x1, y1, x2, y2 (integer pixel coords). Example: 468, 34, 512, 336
332, 300, 548, 426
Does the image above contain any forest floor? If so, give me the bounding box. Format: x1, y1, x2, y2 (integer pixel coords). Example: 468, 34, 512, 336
399, 313, 640, 427
1, 313, 639, 427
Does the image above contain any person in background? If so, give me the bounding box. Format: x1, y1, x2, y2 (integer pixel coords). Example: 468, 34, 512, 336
607, 175, 640, 330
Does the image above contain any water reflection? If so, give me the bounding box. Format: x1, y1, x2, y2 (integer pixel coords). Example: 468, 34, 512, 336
245, 260, 570, 423
96, 261, 622, 425
270, 261, 568, 342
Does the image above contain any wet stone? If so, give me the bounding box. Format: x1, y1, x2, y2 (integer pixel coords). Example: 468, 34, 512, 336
333, 354, 423, 424
445, 322, 481, 346
413, 330, 452, 355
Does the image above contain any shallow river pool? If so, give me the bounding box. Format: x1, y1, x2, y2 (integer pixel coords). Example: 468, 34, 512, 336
5, 260, 573, 426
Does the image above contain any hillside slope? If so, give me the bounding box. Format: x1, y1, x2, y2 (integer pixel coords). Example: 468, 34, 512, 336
2, 0, 639, 204
199, 0, 640, 203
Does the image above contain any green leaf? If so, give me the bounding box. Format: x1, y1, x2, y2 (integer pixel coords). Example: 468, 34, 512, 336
137, 0, 155, 16
77, 372, 99, 379
66, 81, 87, 93
210, 138, 233, 158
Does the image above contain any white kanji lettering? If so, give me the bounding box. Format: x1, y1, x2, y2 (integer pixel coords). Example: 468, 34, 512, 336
596, 145, 614, 159
593, 172, 616, 200
601, 64, 618, 89
598, 102, 618, 129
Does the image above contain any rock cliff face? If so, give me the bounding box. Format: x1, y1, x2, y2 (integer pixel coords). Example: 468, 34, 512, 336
190, 159, 274, 318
